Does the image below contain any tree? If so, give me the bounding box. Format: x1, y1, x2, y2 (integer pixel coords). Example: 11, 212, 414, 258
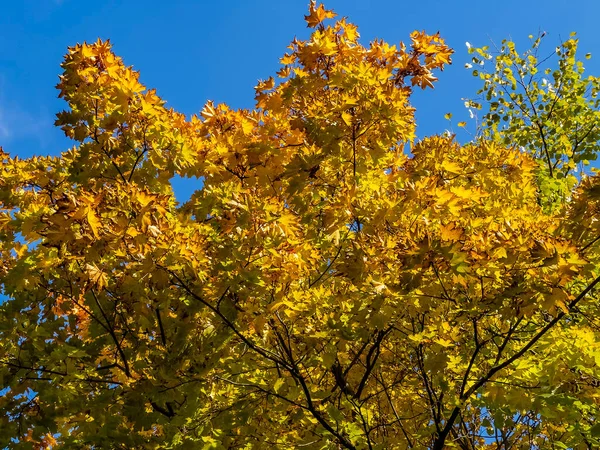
1, 2, 600, 448
465, 32, 600, 212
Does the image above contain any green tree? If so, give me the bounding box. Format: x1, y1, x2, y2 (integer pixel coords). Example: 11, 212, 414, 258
466, 32, 600, 211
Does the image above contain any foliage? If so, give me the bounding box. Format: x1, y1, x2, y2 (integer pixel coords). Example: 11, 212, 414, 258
2, 3, 600, 449
466, 33, 600, 211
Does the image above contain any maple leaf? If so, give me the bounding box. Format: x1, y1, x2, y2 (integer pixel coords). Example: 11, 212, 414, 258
85, 263, 108, 290
305, 0, 336, 28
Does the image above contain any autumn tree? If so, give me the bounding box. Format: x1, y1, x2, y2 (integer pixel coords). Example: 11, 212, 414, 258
2, 3, 600, 448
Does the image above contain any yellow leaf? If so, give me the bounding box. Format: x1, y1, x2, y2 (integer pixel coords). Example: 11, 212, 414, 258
87, 208, 101, 238
280, 53, 296, 65
14, 242, 28, 258
341, 112, 353, 126
136, 190, 156, 208
304, 1, 336, 28
434, 338, 453, 348
443, 161, 462, 174
439, 223, 462, 241
241, 118, 255, 135
85, 263, 107, 290
493, 247, 507, 259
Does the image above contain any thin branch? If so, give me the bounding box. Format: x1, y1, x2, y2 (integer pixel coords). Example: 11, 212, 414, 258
309, 229, 350, 288
355, 328, 391, 401
459, 319, 483, 397
155, 307, 167, 346
89, 288, 131, 377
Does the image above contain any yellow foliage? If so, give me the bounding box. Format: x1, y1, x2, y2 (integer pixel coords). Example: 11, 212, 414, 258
1, 5, 600, 450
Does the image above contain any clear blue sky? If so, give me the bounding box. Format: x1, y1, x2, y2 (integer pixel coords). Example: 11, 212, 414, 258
1, 0, 599, 200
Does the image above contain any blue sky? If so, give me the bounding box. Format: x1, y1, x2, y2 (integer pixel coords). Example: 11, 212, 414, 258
1, 0, 599, 200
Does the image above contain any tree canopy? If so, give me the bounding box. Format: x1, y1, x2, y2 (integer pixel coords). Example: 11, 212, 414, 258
2, 2, 600, 449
